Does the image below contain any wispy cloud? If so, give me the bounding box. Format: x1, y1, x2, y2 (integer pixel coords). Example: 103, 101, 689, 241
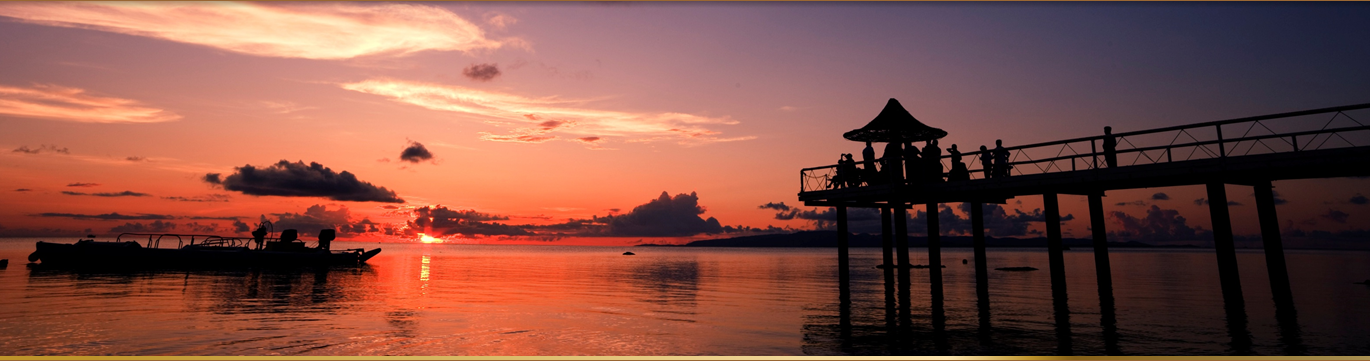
62, 190, 150, 197
0, 84, 179, 123
340, 79, 752, 145
0, 2, 507, 60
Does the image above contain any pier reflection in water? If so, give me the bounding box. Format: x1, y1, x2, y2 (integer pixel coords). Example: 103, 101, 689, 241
0, 240, 1365, 356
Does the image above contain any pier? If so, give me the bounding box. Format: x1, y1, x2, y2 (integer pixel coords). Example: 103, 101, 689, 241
799, 100, 1370, 355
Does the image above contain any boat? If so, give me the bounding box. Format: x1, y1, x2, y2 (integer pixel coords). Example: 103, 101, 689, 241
622, 251, 635, 256
27, 222, 380, 268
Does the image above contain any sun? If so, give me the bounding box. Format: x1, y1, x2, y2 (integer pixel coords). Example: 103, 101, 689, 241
418, 233, 443, 243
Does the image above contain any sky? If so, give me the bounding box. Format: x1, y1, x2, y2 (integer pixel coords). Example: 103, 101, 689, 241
1, 2, 1368, 247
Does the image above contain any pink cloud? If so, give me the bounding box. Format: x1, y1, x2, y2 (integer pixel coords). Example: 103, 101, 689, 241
0, 2, 507, 60
0, 84, 179, 123
340, 79, 753, 145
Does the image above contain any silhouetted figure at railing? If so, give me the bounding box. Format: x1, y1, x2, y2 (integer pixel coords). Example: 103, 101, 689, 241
862, 141, 879, 185
923, 140, 943, 183
979, 145, 993, 179
904, 141, 922, 185
884, 142, 904, 184
948, 144, 970, 181
833, 154, 857, 189
1103, 126, 1118, 168
993, 139, 1011, 178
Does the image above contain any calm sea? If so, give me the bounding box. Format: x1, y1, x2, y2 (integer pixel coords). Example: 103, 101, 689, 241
0, 237, 1367, 356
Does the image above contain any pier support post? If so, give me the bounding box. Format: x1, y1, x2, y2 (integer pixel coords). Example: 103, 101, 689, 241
895, 204, 910, 269
894, 202, 912, 329
1253, 181, 1294, 311
926, 202, 945, 328
1206, 183, 1246, 312
971, 202, 990, 320
1044, 193, 1068, 303
1088, 193, 1119, 354
881, 207, 893, 268
1045, 193, 1072, 355
1254, 180, 1305, 354
837, 206, 850, 305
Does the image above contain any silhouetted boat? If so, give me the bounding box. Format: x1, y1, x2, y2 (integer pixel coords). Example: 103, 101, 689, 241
622, 251, 635, 256
28, 226, 379, 268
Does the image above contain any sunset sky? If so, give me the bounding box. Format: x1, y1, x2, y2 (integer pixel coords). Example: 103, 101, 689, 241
2, 2, 1368, 247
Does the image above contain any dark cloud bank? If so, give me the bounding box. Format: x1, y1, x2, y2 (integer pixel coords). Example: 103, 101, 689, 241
206, 160, 403, 203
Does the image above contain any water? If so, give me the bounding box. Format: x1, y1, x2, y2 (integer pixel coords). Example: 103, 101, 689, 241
1, 238, 1367, 356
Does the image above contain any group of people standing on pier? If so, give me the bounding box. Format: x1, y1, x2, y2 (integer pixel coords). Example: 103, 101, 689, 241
830, 126, 1121, 189
832, 139, 1013, 189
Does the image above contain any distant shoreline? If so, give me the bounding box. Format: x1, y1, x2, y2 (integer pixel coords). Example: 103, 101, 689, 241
640, 230, 1200, 249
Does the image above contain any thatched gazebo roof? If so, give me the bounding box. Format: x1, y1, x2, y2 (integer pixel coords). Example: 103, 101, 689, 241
842, 98, 947, 143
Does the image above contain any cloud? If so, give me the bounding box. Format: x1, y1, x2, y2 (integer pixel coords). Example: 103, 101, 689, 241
162, 194, 231, 202
0, 84, 179, 123
484, 12, 517, 29
399, 141, 434, 163
272, 204, 379, 236
1151, 192, 1170, 201
126, 156, 146, 162
66, 182, 100, 187
763, 202, 1072, 237
1271, 190, 1288, 205
15, 188, 33, 192
1321, 209, 1350, 224
110, 220, 178, 233
1108, 205, 1211, 243
1194, 198, 1241, 206
208, 160, 403, 203
595, 192, 725, 237
410, 205, 528, 236
232, 220, 252, 233
0, 2, 506, 60
181, 222, 220, 234
37, 212, 173, 220
1351, 194, 1368, 205
1115, 200, 1147, 207
62, 190, 150, 197
340, 79, 751, 145
12, 144, 69, 154
758, 202, 791, 211
462, 63, 501, 82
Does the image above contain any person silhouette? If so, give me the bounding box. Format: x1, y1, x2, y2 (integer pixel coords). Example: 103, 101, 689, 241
948, 144, 969, 181
904, 141, 922, 185
979, 145, 993, 179
833, 154, 850, 189
1103, 126, 1118, 168
993, 139, 1010, 178
883, 142, 904, 184
861, 141, 878, 184
924, 140, 943, 182
842, 153, 860, 188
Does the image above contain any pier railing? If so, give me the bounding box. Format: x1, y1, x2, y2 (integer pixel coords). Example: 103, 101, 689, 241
801, 103, 1370, 193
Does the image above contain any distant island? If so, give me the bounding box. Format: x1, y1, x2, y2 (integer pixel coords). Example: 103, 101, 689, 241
639, 230, 1196, 249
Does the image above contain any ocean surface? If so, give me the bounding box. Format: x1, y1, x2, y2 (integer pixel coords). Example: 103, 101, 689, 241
1, 237, 1367, 356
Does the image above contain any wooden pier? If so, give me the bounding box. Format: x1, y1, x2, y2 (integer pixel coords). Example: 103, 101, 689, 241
800, 101, 1370, 355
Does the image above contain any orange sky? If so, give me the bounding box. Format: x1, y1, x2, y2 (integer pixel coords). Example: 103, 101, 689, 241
1, 2, 1368, 247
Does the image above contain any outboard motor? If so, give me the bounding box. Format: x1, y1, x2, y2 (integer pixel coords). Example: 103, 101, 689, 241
318, 229, 335, 251
280, 229, 298, 243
